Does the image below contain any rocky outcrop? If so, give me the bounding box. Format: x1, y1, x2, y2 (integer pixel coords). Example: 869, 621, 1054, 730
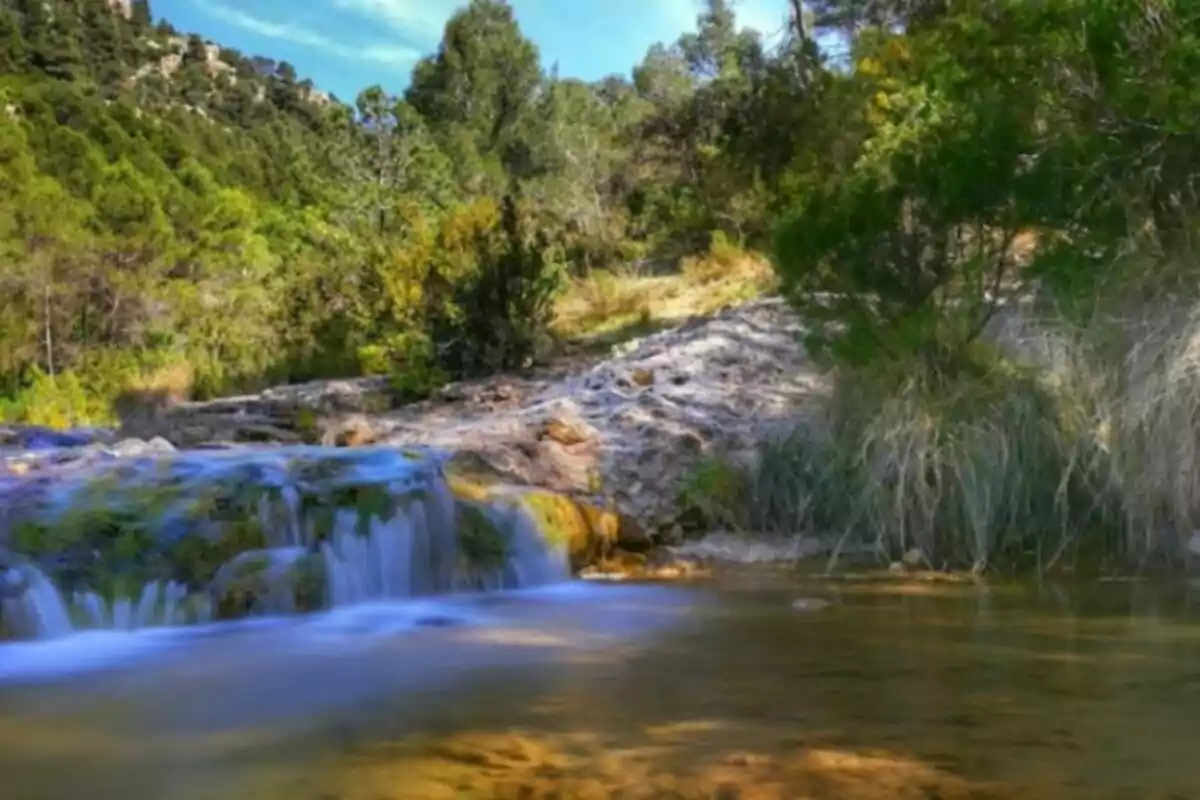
105, 299, 825, 544
0, 447, 588, 638
106, 0, 132, 19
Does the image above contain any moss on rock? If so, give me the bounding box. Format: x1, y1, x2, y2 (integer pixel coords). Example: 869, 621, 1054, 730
516, 490, 614, 569
455, 499, 512, 571
209, 548, 325, 620
445, 470, 625, 572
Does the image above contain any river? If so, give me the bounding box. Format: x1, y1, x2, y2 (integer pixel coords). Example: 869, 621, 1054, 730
1, 573, 1199, 799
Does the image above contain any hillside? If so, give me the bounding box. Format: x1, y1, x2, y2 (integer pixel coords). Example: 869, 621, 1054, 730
2, 0, 1199, 574
0, 0, 804, 429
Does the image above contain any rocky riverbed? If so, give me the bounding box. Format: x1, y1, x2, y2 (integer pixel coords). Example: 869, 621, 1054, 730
0, 300, 830, 639
104, 298, 826, 541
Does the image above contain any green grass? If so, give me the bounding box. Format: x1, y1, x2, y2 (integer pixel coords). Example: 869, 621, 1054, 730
696, 305, 1200, 575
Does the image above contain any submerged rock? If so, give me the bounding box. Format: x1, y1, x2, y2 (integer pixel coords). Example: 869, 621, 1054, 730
579, 549, 709, 582
791, 597, 831, 612
209, 547, 321, 618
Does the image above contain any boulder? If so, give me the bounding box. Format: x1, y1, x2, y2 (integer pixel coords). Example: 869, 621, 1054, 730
76, 298, 825, 542
448, 478, 619, 571
209, 547, 324, 618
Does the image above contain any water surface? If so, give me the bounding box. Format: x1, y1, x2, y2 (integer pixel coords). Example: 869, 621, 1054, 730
2, 575, 1200, 799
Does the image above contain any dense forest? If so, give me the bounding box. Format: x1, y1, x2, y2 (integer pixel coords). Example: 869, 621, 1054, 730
0, 0, 817, 422
2, 0, 1200, 565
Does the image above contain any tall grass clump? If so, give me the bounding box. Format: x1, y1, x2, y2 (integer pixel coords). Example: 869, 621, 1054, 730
732, 303, 1200, 574
747, 343, 1118, 573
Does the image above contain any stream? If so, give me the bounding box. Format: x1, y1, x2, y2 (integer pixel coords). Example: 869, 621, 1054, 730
3, 573, 1200, 799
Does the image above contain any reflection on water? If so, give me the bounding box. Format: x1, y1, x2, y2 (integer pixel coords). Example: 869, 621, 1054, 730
3, 576, 1200, 799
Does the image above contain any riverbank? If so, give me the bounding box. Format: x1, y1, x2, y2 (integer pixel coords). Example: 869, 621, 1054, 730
94, 297, 824, 544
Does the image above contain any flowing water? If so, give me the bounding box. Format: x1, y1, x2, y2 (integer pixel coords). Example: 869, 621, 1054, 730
2, 572, 1200, 799
0, 445, 569, 639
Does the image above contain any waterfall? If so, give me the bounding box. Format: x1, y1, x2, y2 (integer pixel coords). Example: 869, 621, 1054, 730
317, 478, 569, 607
1, 446, 572, 641
503, 500, 573, 588
321, 511, 417, 606
1, 566, 212, 640
3, 567, 73, 639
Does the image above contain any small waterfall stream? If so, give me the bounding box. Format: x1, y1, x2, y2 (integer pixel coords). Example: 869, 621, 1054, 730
0, 446, 571, 641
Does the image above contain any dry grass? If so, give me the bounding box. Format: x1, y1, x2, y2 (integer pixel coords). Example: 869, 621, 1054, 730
551, 239, 777, 342
110, 361, 195, 425
683, 298, 1200, 574
122, 361, 195, 403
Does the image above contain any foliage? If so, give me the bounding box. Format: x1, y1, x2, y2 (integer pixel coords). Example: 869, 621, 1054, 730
0, 0, 802, 423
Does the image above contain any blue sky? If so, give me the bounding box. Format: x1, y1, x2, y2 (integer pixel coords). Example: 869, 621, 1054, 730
153, 1, 796, 102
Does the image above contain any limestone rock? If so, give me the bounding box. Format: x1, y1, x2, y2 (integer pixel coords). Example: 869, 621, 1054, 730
84, 298, 823, 537
630, 367, 655, 387
543, 416, 595, 447
325, 414, 382, 447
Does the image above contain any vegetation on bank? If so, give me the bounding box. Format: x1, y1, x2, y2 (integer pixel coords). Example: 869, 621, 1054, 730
5, 0, 1200, 573
675, 0, 1200, 573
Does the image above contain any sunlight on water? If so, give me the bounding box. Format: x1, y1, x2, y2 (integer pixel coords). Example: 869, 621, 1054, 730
2, 577, 1199, 799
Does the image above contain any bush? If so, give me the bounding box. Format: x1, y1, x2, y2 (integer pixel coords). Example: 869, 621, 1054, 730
433, 193, 563, 376
679, 230, 771, 285
728, 304, 1200, 573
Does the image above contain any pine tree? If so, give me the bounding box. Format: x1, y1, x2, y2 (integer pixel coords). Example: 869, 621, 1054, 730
21, 0, 86, 81
130, 0, 152, 28
0, 6, 25, 72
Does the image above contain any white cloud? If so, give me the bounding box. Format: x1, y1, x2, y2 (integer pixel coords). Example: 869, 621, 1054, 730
205, 5, 421, 65
658, 0, 791, 43
332, 0, 462, 39
733, 0, 791, 44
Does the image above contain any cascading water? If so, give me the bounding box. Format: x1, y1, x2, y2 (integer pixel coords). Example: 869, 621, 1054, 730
1, 566, 212, 640
0, 445, 571, 642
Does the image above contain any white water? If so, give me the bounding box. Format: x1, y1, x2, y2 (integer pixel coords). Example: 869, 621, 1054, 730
1, 446, 571, 644
2, 566, 214, 640
319, 486, 570, 606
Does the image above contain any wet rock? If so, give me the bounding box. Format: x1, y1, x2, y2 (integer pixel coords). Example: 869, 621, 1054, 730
108, 437, 176, 457
791, 597, 831, 612
0, 447, 450, 599
80, 298, 824, 537
325, 414, 382, 447
454, 498, 515, 573
455, 482, 618, 571
209, 547, 322, 618
579, 548, 709, 581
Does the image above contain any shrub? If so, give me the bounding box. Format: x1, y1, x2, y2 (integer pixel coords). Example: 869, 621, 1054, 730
729, 304, 1200, 573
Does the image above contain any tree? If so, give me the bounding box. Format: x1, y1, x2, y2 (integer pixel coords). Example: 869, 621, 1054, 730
21, 0, 85, 80
131, 0, 152, 28
0, 6, 25, 72
406, 0, 542, 185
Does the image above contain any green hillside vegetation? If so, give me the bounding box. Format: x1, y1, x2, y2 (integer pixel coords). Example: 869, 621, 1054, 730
4, 0, 1200, 571
0, 0, 792, 424
719, 0, 1200, 572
